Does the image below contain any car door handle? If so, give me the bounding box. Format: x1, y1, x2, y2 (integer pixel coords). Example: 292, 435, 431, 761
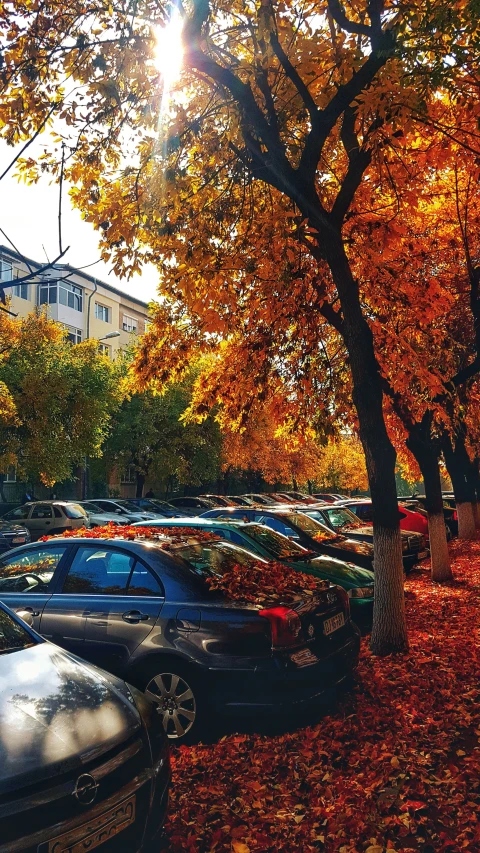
17, 606, 40, 617
122, 610, 150, 624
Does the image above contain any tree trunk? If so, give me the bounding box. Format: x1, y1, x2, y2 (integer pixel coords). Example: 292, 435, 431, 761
406, 423, 452, 583
473, 501, 480, 530
324, 237, 407, 654
442, 434, 476, 539
136, 471, 145, 498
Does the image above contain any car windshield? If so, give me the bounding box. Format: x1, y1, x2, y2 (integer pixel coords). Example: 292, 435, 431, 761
322, 507, 363, 530
79, 501, 102, 513
284, 512, 341, 541
245, 525, 309, 559
116, 500, 143, 512
0, 608, 36, 654
63, 504, 87, 519
135, 500, 165, 512
173, 541, 263, 580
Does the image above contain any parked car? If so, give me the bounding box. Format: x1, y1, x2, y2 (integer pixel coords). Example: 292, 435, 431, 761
126, 498, 181, 517
278, 492, 322, 504
166, 496, 218, 516
199, 495, 235, 507
335, 499, 430, 547
226, 495, 256, 506
201, 507, 378, 572
2, 501, 89, 540
0, 600, 170, 853
82, 499, 157, 522
297, 504, 427, 567
241, 493, 279, 505
313, 493, 349, 502
139, 519, 375, 626
412, 495, 458, 537
0, 518, 30, 552
76, 500, 125, 527
0, 533, 360, 740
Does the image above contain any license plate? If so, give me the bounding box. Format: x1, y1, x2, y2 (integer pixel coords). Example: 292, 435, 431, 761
44, 794, 135, 853
290, 648, 319, 667
417, 550, 428, 559
12, 536, 26, 544
323, 612, 345, 636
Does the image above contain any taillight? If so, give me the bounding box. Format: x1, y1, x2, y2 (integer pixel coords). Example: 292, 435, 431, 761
334, 586, 351, 618
453, 511, 458, 521
259, 606, 302, 649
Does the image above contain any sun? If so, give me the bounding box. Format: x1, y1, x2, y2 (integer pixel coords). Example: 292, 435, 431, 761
154, 7, 184, 88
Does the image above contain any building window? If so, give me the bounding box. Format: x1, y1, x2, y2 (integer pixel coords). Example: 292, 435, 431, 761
4, 466, 16, 483
98, 343, 111, 358
121, 464, 136, 484
95, 302, 110, 322
12, 281, 30, 300
39, 279, 83, 312
0, 259, 13, 282
122, 314, 138, 333
65, 326, 82, 344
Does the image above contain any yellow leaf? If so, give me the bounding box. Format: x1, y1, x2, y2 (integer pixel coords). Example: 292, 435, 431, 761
390, 756, 400, 768
232, 843, 250, 853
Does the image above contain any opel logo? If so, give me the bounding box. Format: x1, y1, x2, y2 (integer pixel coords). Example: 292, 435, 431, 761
73, 773, 99, 805
308, 623, 315, 637
327, 592, 336, 605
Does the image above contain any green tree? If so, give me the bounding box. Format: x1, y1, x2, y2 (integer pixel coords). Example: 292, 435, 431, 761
104, 376, 222, 497
0, 309, 122, 487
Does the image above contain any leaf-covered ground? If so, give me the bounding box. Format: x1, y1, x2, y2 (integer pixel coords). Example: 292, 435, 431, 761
163, 540, 480, 853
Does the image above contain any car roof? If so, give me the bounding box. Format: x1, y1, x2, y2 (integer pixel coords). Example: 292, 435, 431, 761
25, 500, 80, 506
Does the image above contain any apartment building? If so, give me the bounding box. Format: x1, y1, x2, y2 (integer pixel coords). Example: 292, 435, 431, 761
0, 245, 151, 357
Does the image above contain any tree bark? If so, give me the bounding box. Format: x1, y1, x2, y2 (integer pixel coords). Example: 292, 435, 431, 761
324, 237, 407, 654
406, 424, 452, 582
442, 434, 476, 539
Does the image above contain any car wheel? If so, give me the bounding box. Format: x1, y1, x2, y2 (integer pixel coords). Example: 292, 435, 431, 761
143, 663, 201, 742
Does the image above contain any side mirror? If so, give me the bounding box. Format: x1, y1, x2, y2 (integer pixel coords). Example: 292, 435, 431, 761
16, 609, 34, 627
115, 509, 123, 515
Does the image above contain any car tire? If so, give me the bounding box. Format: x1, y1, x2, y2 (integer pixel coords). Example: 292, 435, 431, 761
138, 658, 204, 743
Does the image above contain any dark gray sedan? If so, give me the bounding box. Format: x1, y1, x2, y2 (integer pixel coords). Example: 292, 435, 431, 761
0, 602, 170, 853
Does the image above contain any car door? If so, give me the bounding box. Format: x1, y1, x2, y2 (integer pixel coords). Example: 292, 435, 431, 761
28, 504, 54, 539
42, 543, 165, 674
0, 543, 71, 631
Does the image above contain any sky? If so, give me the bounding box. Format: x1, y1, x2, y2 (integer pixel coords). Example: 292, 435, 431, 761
0, 142, 160, 303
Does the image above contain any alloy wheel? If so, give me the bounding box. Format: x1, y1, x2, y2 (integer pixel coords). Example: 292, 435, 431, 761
145, 672, 196, 739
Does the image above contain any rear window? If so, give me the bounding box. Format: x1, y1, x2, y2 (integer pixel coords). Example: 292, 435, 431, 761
173, 541, 263, 580
63, 504, 87, 519
0, 609, 36, 654
245, 525, 308, 559
284, 513, 339, 540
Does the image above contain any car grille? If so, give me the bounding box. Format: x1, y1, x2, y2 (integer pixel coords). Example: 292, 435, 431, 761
0, 530, 29, 546
0, 734, 153, 853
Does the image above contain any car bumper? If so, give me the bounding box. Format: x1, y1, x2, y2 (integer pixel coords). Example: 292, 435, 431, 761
207, 622, 361, 714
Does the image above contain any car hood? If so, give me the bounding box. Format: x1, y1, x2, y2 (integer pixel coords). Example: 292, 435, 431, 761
0, 642, 141, 794
327, 536, 374, 556
0, 521, 28, 534
295, 555, 374, 585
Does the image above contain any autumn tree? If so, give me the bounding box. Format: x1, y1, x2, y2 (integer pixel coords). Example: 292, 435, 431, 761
0, 309, 122, 486
3, 1, 479, 650
313, 437, 368, 494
